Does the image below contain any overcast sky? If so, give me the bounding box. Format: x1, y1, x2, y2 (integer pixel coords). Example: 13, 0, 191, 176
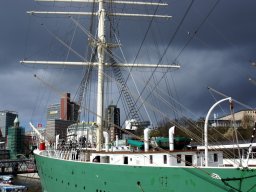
1, 0, 256, 128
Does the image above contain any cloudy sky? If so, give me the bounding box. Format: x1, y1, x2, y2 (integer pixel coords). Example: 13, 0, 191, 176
1, 0, 256, 129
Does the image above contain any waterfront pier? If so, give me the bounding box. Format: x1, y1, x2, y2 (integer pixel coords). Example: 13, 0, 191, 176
0, 159, 36, 175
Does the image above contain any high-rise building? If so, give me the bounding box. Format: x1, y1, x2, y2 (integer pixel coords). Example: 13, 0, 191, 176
0, 111, 17, 138
46, 119, 73, 141
47, 93, 79, 121
46, 93, 80, 141
60, 93, 70, 120
105, 105, 121, 142
7, 117, 25, 159
47, 104, 61, 120
70, 102, 79, 122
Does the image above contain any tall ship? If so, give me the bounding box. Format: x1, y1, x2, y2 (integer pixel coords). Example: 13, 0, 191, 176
21, 0, 256, 191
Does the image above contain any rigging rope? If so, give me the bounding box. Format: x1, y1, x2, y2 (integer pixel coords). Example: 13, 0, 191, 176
124, 0, 194, 128
229, 100, 242, 166
173, 0, 220, 63
208, 86, 254, 110
125, 75, 245, 161
246, 122, 256, 166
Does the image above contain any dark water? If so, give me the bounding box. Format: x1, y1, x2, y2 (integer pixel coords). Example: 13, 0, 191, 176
13, 175, 42, 192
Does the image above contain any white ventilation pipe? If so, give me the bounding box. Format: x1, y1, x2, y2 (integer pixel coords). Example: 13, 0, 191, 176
115, 135, 119, 147
169, 126, 175, 151
55, 134, 59, 150
144, 128, 151, 152
103, 131, 109, 152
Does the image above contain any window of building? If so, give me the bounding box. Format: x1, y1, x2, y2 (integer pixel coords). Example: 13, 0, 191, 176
163, 155, 167, 164
177, 154, 181, 164
214, 153, 218, 162
185, 155, 193, 166
124, 156, 128, 164
150, 155, 153, 164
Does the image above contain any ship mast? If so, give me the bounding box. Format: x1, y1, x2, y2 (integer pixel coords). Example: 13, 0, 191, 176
96, 0, 106, 151
21, 0, 177, 151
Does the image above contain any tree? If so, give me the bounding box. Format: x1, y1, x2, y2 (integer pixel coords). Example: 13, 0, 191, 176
241, 114, 254, 129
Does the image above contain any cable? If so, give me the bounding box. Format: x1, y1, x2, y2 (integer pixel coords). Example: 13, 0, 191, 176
123, 0, 194, 126
174, 0, 220, 63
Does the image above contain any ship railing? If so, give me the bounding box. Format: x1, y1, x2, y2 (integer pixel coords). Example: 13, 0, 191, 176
57, 150, 70, 160
40, 149, 91, 162
40, 150, 49, 157
46, 149, 73, 161
40, 149, 58, 158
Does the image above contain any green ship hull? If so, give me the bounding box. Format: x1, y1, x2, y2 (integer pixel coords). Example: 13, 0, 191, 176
35, 152, 256, 192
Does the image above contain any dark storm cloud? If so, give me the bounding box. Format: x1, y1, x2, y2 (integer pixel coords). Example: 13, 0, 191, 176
0, 0, 89, 127
1, 0, 256, 128
207, 1, 256, 48
153, 0, 256, 118
0, 0, 33, 74
167, 1, 256, 50
175, 47, 256, 116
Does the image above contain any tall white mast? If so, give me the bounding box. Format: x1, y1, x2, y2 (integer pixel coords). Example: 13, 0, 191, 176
96, 0, 106, 151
